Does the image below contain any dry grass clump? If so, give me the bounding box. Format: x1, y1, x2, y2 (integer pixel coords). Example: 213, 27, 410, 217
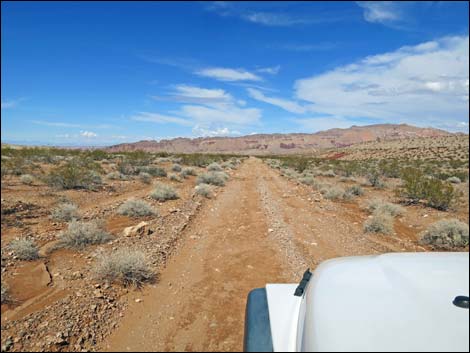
195, 183, 213, 198
139, 172, 152, 184
346, 185, 364, 196
58, 220, 112, 250
299, 176, 316, 186
169, 173, 182, 182
1, 283, 10, 304
420, 219, 469, 249
94, 249, 154, 287
181, 167, 197, 178
366, 199, 404, 217
447, 176, 461, 184
324, 186, 346, 200
363, 211, 394, 235
107, 171, 128, 180
117, 199, 155, 217
207, 162, 223, 172
196, 172, 228, 186
8, 237, 40, 260
221, 161, 235, 169
51, 202, 80, 221
20, 174, 34, 185
150, 183, 179, 201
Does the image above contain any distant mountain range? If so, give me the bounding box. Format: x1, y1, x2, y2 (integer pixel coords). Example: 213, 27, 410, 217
104, 124, 455, 155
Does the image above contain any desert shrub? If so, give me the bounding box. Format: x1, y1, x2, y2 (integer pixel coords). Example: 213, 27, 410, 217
364, 211, 394, 234
47, 158, 102, 190
366, 199, 404, 217
207, 162, 223, 172
51, 203, 80, 221
58, 220, 112, 250
196, 172, 228, 186
221, 161, 235, 169
399, 167, 426, 202
299, 176, 316, 186
322, 170, 336, 178
117, 199, 155, 217
447, 176, 461, 184
171, 164, 182, 172
20, 174, 34, 185
324, 186, 345, 200
424, 179, 455, 211
1, 283, 10, 304
8, 238, 39, 260
94, 249, 154, 287
107, 171, 127, 180
366, 169, 385, 188
169, 174, 182, 182
181, 167, 197, 178
150, 183, 178, 201
140, 166, 167, 177
346, 185, 364, 196
195, 183, 213, 198
420, 219, 469, 249
139, 172, 152, 184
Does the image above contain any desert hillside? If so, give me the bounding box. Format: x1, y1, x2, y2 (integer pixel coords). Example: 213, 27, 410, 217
104, 124, 452, 155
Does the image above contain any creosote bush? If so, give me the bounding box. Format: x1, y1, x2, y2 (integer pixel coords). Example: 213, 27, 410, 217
58, 220, 112, 250
117, 199, 155, 217
195, 183, 213, 198
8, 238, 39, 260
150, 183, 178, 201
196, 172, 228, 186
364, 211, 394, 235
420, 219, 469, 249
47, 158, 102, 190
51, 202, 80, 221
20, 174, 34, 185
94, 249, 154, 287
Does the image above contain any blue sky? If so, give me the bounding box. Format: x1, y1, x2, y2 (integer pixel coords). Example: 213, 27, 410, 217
1, 1, 469, 146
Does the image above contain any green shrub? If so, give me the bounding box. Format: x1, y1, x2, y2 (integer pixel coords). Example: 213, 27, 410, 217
150, 183, 178, 201
169, 174, 182, 182
58, 220, 112, 249
95, 249, 154, 287
181, 167, 197, 178
8, 238, 40, 260
47, 158, 102, 190
195, 183, 213, 198
424, 179, 455, 211
171, 164, 182, 172
420, 219, 469, 249
367, 169, 385, 188
117, 199, 155, 217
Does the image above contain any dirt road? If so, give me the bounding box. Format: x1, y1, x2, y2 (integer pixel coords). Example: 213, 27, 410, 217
101, 157, 415, 352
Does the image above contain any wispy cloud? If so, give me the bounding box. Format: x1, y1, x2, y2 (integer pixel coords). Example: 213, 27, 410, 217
130, 112, 193, 126
192, 125, 241, 137
30, 120, 117, 129
153, 85, 235, 105
247, 88, 307, 114
294, 35, 469, 132
256, 65, 281, 75
1, 98, 25, 109
80, 131, 98, 138
356, 1, 402, 24
196, 67, 262, 82
270, 42, 339, 52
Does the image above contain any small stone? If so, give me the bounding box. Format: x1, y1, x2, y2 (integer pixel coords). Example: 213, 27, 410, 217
135, 298, 143, 303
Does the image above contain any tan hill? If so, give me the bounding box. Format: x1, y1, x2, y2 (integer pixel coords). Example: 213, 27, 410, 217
104, 124, 453, 155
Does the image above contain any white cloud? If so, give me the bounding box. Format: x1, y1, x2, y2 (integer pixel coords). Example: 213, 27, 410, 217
192, 125, 241, 137
131, 112, 193, 126
196, 67, 262, 82
356, 1, 401, 24
158, 84, 235, 104
177, 104, 261, 126
294, 35, 469, 132
242, 12, 311, 27
272, 42, 339, 52
247, 88, 307, 114
256, 65, 281, 75
80, 131, 98, 138
1, 100, 16, 109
